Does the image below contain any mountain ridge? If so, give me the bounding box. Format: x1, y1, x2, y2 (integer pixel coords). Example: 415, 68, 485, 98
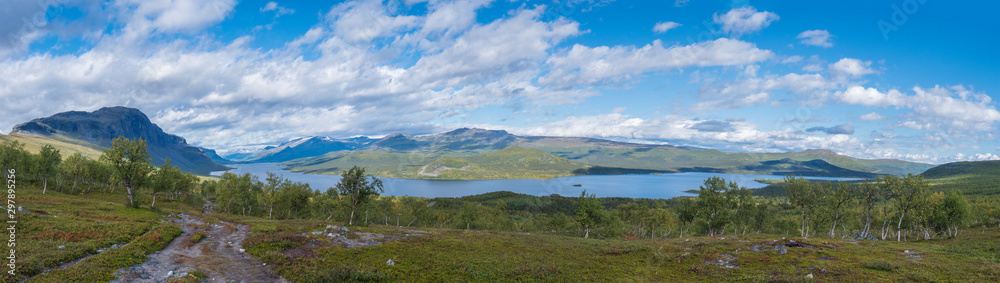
11, 107, 228, 175
273, 128, 933, 179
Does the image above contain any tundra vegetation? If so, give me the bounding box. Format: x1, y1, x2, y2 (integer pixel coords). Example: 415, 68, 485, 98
2, 138, 999, 282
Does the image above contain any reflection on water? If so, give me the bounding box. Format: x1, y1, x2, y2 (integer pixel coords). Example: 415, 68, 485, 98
212, 163, 860, 199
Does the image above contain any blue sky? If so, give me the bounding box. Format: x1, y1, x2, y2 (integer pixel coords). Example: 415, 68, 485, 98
1, 0, 998, 164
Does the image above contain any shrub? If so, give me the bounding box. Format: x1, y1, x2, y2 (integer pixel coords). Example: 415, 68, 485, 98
863, 260, 898, 272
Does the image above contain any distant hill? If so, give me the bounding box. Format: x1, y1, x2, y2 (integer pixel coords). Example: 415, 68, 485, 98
231, 128, 516, 163
922, 160, 1000, 195
11, 107, 228, 175
417, 146, 589, 180
227, 136, 374, 163
740, 158, 877, 178
258, 127, 933, 180
367, 128, 517, 153
198, 147, 232, 165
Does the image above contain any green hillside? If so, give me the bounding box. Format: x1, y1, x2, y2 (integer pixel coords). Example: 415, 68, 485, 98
276, 129, 932, 180
283, 147, 590, 180
514, 137, 930, 176
0, 133, 105, 160
282, 144, 918, 180
418, 146, 590, 180
922, 160, 1000, 195
524, 146, 897, 178
282, 150, 442, 178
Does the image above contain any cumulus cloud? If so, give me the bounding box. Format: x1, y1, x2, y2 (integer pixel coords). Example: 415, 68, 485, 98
835, 85, 1000, 131
117, 0, 236, 36
326, 0, 420, 43
950, 153, 1000, 162
2, 0, 996, 164
713, 7, 779, 36
802, 64, 823, 72
829, 58, 875, 77
806, 123, 855, 135
542, 38, 774, 89
261, 2, 294, 16
797, 30, 832, 47
0, 0, 109, 58
652, 21, 681, 33
693, 73, 835, 110
859, 112, 885, 121
837, 86, 905, 106
781, 55, 803, 64
509, 113, 862, 154
0, 1, 596, 150
687, 120, 735, 132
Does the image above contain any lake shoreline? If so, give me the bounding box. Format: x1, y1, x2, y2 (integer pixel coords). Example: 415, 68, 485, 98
212, 163, 861, 199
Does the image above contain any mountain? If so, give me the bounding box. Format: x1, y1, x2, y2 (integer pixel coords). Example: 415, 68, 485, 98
11, 107, 228, 175
921, 160, 1000, 195
231, 128, 513, 163
227, 136, 374, 163
276, 128, 931, 180
417, 146, 588, 179
198, 147, 232, 165
365, 128, 516, 153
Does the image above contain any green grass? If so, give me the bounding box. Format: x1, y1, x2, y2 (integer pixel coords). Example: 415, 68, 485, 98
241, 220, 1000, 282
191, 231, 205, 243
0, 133, 104, 160
28, 224, 182, 282
0, 180, 206, 283
0, 188, 165, 282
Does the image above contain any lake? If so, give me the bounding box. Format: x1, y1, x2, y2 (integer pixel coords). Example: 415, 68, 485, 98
211, 163, 860, 199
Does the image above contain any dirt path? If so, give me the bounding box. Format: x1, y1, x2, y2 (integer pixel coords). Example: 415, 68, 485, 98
112, 210, 289, 283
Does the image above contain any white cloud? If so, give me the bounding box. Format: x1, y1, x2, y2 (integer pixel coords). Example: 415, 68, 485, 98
407, 6, 581, 90
837, 86, 905, 106
118, 0, 236, 36
713, 7, 779, 36
802, 64, 823, 72
693, 73, 835, 110
420, 0, 491, 36
796, 30, 833, 47
0, 1, 593, 150
327, 0, 420, 43
835, 85, 1000, 131
261, 1, 295, 17
950, 153, 1000, 162
542, 38, 774, 89
3, 0, 997, 165
0, 0, 110, 58
859, 112, 885, 121
829, 58, 875, 77
781, 55, 803, 64
508, 113, 863, 154
652, 21, 681, 33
